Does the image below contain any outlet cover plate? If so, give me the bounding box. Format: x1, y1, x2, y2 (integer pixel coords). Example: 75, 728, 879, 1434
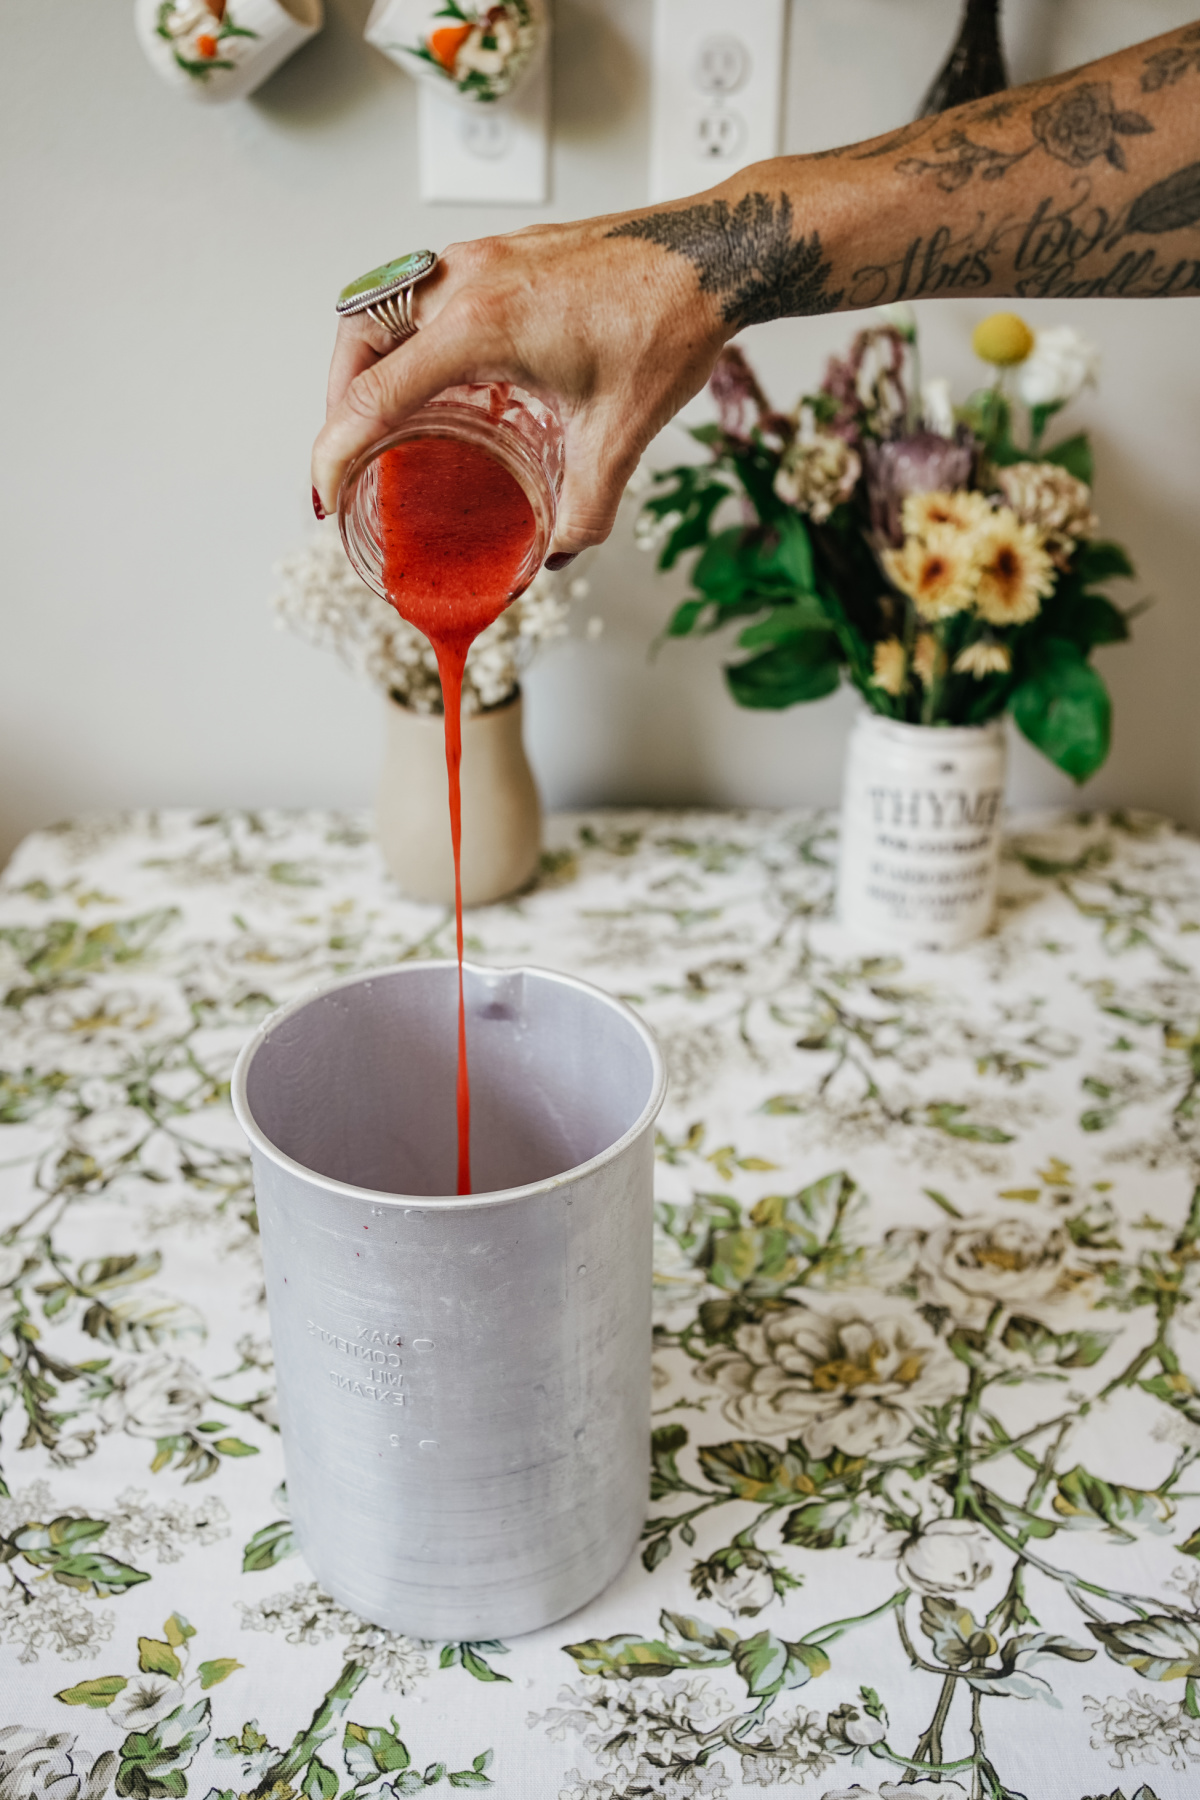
418, 56, 549, 206
649, 0, 785, 203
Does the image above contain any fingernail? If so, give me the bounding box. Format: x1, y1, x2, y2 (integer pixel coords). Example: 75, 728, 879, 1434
545, 551, 578, 571
312, 486, 326, 521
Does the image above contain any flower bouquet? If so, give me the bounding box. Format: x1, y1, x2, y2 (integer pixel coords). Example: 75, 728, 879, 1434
273, 526, 582, 904
638, 310, 1139, 946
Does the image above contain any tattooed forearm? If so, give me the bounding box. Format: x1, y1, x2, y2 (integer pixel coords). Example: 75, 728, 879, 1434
606, 195, 843, 328
605, 22, 1200, 329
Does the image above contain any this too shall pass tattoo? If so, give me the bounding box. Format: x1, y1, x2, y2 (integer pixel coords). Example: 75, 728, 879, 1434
607, 193, 843, 329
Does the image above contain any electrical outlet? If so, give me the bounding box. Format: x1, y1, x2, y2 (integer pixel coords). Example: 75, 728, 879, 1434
418, 57, 549, 206
649, 0, 785, 204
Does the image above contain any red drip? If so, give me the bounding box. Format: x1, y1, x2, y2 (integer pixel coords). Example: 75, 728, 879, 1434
377, 434, 536, 1195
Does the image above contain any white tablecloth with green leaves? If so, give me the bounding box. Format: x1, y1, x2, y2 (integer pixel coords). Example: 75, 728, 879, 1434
3, 807, 1200, 1800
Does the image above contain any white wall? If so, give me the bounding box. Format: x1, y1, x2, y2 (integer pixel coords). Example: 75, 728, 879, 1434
3, 0, 1199, 867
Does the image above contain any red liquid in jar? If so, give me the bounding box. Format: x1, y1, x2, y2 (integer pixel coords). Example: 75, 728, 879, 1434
378, 434, 536, 1195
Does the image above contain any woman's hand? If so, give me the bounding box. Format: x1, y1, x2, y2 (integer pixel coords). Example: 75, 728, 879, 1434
310, 210, 731, 561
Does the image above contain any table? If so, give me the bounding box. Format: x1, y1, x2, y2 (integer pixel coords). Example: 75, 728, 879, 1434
2, 807, 1199, 1800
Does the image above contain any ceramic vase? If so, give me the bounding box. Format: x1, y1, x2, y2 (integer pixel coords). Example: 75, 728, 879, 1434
377, 689, 541, 907
837, 709, 1007, 951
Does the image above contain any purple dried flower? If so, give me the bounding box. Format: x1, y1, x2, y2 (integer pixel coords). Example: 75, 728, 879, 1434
709, 346, 770, 440
865, 429, 977, 543
820, 326, 910, 444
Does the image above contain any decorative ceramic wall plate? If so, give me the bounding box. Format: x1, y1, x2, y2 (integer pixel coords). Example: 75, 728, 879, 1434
133, 0, 322, 104
364, 0, 547, 105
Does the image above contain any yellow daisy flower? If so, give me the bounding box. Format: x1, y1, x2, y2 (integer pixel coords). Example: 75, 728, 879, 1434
954, 640, 1012, 679
972, 508, 1056, 627
882, 528, 976, 621
871, 637, 907, 696
902, 489, 994, 541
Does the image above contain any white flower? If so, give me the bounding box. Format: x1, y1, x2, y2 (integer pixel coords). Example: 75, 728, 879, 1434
0, 1579, 114, 1666
98, 1355, 207, 1440
900, 1519, 993, 1594
995, 461, 1099, 560
109, 1675, 184, 1732
917, 1215, 1095, 1328
921, 378, 956, 437
1015, 325, 1100, 409
0, 1729, 81, 1800
697, 1297, 965, 1455
237, 1581, 427, 1692
825, 1703, 887, 1748
706, 1560, 776, 1618
272, 527, 570, 715
101, 1489, 230, 1565
775, 434, 861, 521
1084, 1686, 1200, 1771
68, 1106, 148, 1169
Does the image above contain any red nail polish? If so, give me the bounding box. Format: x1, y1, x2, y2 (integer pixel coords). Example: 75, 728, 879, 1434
312, 486, 326, 521
545, 551, 577, 571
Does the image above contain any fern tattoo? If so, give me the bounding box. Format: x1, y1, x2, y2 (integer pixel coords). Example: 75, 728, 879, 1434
607, 193, 843, 328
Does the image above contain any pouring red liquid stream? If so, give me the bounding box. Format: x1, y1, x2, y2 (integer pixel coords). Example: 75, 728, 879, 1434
377, 436, 537, 1194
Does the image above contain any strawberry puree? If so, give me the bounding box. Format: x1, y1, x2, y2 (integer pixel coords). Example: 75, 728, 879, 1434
378, 434, 536, 1195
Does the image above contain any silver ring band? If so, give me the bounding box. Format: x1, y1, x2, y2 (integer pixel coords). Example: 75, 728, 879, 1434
368, 284, 419, 345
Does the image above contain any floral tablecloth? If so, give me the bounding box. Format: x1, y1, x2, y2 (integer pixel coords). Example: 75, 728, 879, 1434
3, 806, 1200, 1800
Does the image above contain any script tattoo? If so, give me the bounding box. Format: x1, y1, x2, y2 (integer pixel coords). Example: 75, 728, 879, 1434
1142, 24, 1200, 92
898, 79, 1154, 190
607, 194, 843, 328
851, 160, 1200, 304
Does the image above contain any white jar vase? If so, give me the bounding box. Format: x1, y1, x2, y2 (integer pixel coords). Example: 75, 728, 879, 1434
836, 709, 1007, 951
376, 689, 541, 907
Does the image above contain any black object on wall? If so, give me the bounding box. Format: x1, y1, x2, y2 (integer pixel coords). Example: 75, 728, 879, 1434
918, 0, 1010, 117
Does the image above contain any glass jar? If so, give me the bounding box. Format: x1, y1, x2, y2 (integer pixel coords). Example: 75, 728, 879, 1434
337, 382, 564, 602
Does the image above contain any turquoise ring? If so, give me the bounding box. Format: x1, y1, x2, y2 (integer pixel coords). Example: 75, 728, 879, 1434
335, 250, 438, 344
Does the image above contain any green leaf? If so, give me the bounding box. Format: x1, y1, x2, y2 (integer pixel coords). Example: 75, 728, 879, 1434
162, 1614, 195, 1647
725, 636, 841, 710
343, 1720, 410, 1779
439, 1643, 461, 1669
665, 599, 709, 639
732, 1629, 788, 1696
925, 1102, 1013, 1144
642, 1534, 672, 1571
461, 1645, 511, 1683
241, 1518, 297, 1573
13, 1526, 150, 1597
1012, 637, 1111, 783
55, 1674, 128, 1708
1052, 1465, 1174, 1539
302, 1755, 338, 1800
138, 1638, 182, 1679
1179, 1526, 1200, 1558
1072, 540, 1135, 585
1041, 433, 1094, 485
781, 1497, 867, 1550
565, 1612, 736, 1680
737, 596, 829, 649
212, 1437, 258, 1458
198, 1658, 242, 1690
650, 1423, 689, 1498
